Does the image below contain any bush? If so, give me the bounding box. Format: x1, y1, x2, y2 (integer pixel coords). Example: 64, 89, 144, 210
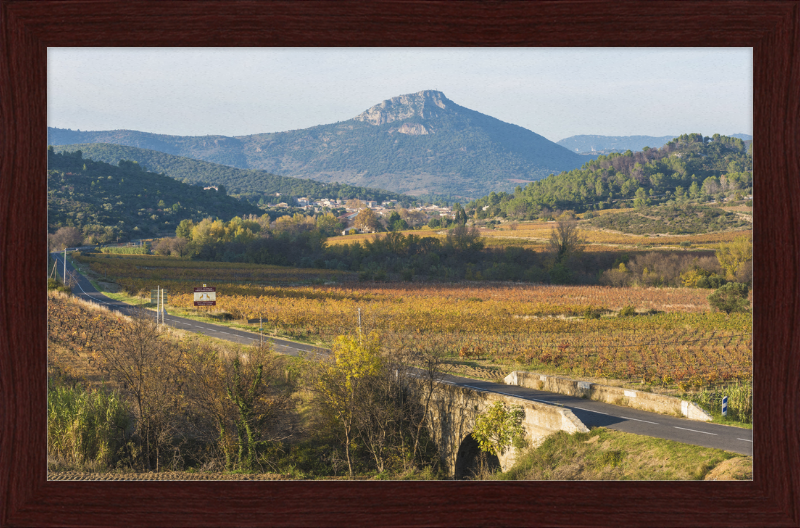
472, 402, 526, 457
618, 305, 636, 317
47, 277, 71, 294
708, 282, 750, 314
101, 244, 150, 255
48, 385, 131, 470
584, 307, 602, 319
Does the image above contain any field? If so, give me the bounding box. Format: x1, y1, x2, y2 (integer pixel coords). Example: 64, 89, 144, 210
324, 220, 752, 252
73, 253, 753, 390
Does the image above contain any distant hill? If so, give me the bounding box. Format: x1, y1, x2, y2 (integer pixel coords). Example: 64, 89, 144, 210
51, 143, 410, 203
557, 134, 753, 155
47, 148, 263, 241
47, 90, 587, 199
557, 135, 680, 154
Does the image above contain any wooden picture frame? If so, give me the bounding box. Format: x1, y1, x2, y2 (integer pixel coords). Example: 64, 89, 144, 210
1, 1, 797, 526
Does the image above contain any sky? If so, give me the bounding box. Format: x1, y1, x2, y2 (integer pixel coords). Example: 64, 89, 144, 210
48, 48, 752, 143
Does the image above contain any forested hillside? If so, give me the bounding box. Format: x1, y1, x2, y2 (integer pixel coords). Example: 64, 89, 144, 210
48, 90, 587, 198
52, 143, 409, 203
47, 148, 263, 242
467, 133, 752, 219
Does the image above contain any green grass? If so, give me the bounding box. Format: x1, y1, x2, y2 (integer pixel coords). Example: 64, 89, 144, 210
492, 428, 751, 481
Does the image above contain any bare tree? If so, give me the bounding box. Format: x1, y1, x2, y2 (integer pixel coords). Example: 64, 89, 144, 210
184, 340, 295, 471
354, 208, 380, 233
92, 308, 185, 471
548, 220, 584, 263
49, 226, 84, 251
407, 345, 451, 464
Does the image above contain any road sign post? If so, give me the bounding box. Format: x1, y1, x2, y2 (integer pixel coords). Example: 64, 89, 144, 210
722, 395, 728, 417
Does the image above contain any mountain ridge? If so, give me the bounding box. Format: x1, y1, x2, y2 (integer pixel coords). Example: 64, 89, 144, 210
48, 90, 587, 199
557, 134, 753, 154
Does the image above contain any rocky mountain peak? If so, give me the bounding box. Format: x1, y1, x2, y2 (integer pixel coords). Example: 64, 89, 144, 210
353, 90, 453, 125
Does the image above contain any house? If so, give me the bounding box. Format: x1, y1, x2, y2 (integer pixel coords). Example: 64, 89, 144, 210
342, 227, 359, 235
204, 186, 219, 191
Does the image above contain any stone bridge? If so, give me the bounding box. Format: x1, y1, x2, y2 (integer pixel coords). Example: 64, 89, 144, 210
421, 381, 589, 479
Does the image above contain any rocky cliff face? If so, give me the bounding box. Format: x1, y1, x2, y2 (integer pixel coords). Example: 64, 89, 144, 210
353, 90, 452, 126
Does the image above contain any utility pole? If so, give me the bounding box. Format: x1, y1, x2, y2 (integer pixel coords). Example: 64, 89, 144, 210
63, 248, 67, 283
358, 307, 361, 332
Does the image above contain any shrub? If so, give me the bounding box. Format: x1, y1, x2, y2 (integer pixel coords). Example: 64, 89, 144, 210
584, 307, 602, 319
708, 282, 750, 314
47, 277, 71, 294
618, 305, 636, 317
101, 244, 150, 255
472, 402, 527, 456
48, 385, 131, 470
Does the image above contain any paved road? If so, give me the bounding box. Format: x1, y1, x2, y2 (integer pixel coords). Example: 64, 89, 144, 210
51, 252, 753, 456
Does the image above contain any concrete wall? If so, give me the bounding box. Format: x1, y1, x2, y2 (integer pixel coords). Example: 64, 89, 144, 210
504, 371, 712, 422
422, 381, 589, 478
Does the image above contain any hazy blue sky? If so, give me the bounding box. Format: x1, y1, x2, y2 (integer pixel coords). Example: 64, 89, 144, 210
48, 48, 752, 142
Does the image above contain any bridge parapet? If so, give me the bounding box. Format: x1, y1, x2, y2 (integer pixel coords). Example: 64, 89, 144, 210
505, 371, 712, 421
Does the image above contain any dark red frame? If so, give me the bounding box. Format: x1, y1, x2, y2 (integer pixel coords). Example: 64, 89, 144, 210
1, 1, 798, 526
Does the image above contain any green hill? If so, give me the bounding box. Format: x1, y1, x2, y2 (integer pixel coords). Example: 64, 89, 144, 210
47, 90, 587, 199
467, 133, 753, 218
50, 143, 409, 204
47, 148, 264, 241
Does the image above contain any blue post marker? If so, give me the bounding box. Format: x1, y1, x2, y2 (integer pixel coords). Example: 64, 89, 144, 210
722, 395, 728, 417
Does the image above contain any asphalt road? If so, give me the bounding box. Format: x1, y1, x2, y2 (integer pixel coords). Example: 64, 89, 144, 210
51, 252, 753, 456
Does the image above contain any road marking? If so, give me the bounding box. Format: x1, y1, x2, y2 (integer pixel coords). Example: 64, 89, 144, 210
574, 407, 610, 416
619, 416, 660, 425
674, 426, 717, 436
737, 438, 753, 442
460, 384, 563, 406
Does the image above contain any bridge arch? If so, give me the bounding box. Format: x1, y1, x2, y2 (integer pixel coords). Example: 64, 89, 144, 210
420, 381, 589, 478
453, 433, 500, 480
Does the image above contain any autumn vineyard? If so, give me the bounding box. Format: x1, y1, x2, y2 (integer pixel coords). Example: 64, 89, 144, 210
73, 253, 752, 389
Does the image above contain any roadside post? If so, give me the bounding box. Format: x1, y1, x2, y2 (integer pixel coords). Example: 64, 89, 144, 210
151, 287, 168, 325
246, 314, 266, 346
722, 395, 728, 417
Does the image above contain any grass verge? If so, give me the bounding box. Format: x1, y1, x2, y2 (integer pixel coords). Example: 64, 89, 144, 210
492, 428, 751, 481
